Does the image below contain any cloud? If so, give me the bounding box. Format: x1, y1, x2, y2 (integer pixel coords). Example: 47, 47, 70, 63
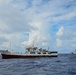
0, 0, 35, 34
52, 11, 76, 22
0, 0, 76, 53
56, 39, 62, 47
56, 26, 64, 37
1, 42, 10, 49
0, 37, 8, 43
56, 25, 76, 52
56, 26, 64, 47
22, 30, 50, 48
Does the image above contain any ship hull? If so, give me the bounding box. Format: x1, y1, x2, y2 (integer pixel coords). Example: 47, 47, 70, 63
1, 53, 58, 59
71, 52, 76, 54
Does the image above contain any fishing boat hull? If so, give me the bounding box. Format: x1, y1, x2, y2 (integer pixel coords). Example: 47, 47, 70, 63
71, 52, 76, 54
1, 53, 58, 59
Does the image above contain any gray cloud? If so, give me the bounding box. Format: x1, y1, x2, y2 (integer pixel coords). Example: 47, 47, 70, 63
0, 0, 76, 53
0, 37, 8, 42
0, 0, 36, 34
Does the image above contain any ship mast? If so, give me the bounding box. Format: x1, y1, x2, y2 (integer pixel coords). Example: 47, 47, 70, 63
32, 41, 34, 48
9, 42, 12, 52
48, 47, 49, 50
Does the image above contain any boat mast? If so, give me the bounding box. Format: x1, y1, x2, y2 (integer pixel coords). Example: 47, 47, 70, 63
48, 47, 49, 50
32, 41, 34, 48
9, 42, 12, 52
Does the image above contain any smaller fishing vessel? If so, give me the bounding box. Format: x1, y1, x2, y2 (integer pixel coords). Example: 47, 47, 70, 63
71, 49, 76, 54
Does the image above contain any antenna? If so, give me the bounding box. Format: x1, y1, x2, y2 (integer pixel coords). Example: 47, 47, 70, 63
24, 43, 26, 51
48, 46, 49, 50
9, 42, 11, 52
32, 41, 34, 48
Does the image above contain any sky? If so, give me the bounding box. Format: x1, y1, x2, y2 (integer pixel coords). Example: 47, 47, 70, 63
0, 0, 76, 53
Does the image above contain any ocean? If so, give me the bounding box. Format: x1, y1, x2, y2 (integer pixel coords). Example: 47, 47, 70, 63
0, 54, 76, 75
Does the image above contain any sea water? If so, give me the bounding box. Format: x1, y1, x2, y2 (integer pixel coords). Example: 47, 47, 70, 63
0, 54, 76, 75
